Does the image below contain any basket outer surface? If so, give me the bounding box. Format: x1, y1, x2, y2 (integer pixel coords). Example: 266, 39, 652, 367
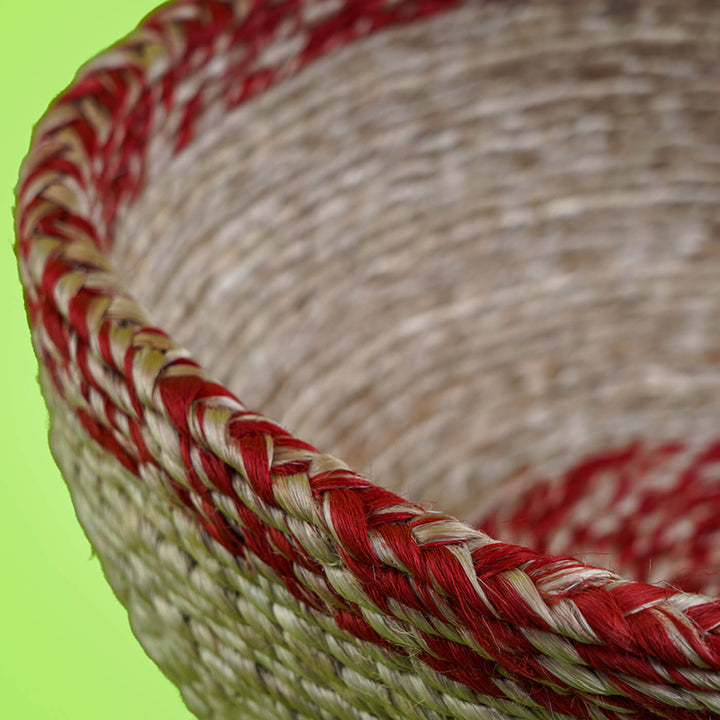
14, 0, 720, 718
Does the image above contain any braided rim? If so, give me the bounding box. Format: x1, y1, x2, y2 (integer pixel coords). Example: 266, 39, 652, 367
14, 1, 720, 718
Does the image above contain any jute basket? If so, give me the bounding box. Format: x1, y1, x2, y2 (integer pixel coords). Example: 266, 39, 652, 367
15, 0, 720, 718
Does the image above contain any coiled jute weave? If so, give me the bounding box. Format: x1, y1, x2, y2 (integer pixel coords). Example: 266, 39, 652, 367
14, 0, 720, 717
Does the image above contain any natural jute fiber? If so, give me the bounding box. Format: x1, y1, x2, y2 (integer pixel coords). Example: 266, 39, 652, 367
14, 0, 720, 717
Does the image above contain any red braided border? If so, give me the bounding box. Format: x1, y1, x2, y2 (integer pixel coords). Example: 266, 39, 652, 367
15, 1, 720, 718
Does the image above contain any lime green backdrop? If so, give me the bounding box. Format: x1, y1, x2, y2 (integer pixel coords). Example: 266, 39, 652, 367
1, 2, 196, 718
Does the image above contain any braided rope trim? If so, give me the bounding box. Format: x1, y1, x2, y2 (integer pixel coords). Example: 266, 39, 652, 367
14, 1, 720, 717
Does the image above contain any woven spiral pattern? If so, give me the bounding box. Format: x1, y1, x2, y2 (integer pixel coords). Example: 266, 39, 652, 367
14, 0, 720, 718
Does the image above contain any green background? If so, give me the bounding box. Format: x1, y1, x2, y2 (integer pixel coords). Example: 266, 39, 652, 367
1, 2, 196, 718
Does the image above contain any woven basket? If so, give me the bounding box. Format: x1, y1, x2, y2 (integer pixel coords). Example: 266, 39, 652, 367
15, 0, 720, 717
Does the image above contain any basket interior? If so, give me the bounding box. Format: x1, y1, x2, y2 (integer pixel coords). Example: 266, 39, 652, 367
114, 0, 720, 593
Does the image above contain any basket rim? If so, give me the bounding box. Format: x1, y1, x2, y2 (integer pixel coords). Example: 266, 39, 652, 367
15, 0, 720, 716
